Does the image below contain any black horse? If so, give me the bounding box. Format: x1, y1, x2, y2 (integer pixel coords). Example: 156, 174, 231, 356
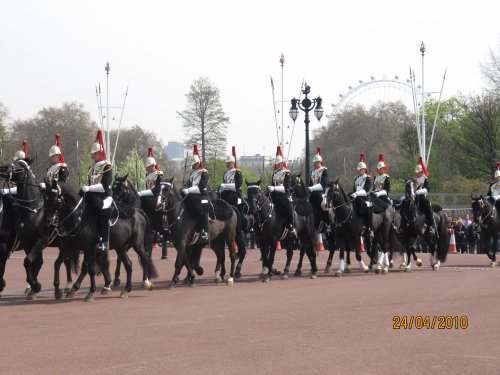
471, 194, 499, 267
44, 180, 158, 301
399, 180, 449, 270
159, 179, 239, 289
0, 189, 21, 297
280, 174, 318, 279
325, 180, 370, 276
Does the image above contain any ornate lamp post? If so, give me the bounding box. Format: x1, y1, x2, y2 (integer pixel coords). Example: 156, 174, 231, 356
289, 83, 323, 180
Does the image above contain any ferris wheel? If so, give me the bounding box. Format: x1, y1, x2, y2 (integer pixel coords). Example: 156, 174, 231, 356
325, 75, 430, 121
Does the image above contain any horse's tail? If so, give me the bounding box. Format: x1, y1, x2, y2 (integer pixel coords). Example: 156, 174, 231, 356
138, 208, 154, 257
436, 212, 450, 263
389, 225, 404, 255
70, 249, 80, 274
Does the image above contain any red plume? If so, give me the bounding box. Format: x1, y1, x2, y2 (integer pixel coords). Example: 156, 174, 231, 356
360, 152, 368, 174
418, 156, 429, 177
55, 134, 65, 163
378, 153, 388, 174
95, 130, 107, 161
497, 162, 500, 171
193, 144, 204, 169
275, 145, 288, 169
22, 139, 28, 158
232, 146, 238, 168
316, 146, 323, 166
148, 147, 159, 171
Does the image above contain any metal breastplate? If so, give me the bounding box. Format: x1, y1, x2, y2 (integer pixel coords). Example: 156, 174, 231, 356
416, 176, 426, 190
190, 169, 203, 186
89, 161, 110, 185
224, 169, 237, 183
46, 163, 62, 182
491, 183, 500, 196
311, 167, 325, 185
273, 169, 287, 186
354, 175, 367, 191
146, 171, 159, 189
374, 174, 387, 190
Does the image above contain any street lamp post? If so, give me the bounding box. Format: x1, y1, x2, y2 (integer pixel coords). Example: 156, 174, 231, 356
289, 83, 323, 180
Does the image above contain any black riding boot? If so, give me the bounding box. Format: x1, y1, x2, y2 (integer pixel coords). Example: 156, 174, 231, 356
287, 200, 297, 240
421, 199, 436, 237
200, 203, 209, 241
98, 208, 111, 252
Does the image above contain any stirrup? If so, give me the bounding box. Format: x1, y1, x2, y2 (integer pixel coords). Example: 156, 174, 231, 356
97, 241, 109, 252
200, 231, 209, 241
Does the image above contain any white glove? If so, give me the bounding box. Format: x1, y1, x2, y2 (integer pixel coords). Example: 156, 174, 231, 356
182, 188, 189, 195
273, 186, 285, 193
350, 192, 357, 198
0, 187, 17, 195
356, 189, 367, 197
88, 183, 105, 193
307, 186, 313, 192
416, 188, 428, 196
375, 190, 387, 197
39, 182, 46, 189
187, 186, 201, 194
220, 183, 236, 191
138, 190, 153, 197
268, 186, 275, 192
308, 184, 323, 192
80, 185, 90, 193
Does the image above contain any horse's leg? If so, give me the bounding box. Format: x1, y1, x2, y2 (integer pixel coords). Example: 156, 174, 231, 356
234, 231, 246, 279
303, 238, 318, 279
117, 249, 132, 298
67, 257, 88, 297
168, 247, 188, 290
263, 242, 277, 283
161, 240, 168, 260
295, 245, 305, 276
113, 258, 122, 287
53, 249, 65, 299
259, 243, 270, 279
325, 233, 336, 273
0, 245, 8, 297
63, 252, 75, 293
24, 249, 43, 300
227, 236, 237, 286
345, 248, 352, 273
373, 241, 382, 274
354, 241, 369, 273
85, 250, 97, 302
335, 249, 345, 277
282, 242, 293, 279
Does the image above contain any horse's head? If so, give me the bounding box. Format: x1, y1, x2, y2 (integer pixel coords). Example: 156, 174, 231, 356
245, 179, 262, 215
405, 179, 417, 199
112, 174, 130, 202
158, 176, 176, 209
43, 181, 64, 225
471, 194, 487, 224
0, 159, 34, 184
291, 173, 308, 199
326, 179, 345, 206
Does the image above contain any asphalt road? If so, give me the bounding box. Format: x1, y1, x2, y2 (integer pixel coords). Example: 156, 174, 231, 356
1, 248, 499, 375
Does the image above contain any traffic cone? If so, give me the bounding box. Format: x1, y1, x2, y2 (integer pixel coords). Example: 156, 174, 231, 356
276, 241, 281, 250
448, 229, 457, 253
360, 236, 365, 252
315, 233, 325, 251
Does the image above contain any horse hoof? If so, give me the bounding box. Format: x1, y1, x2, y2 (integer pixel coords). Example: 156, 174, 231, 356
489, 261, 496, 268
404, 266, 411, 272
368, 264, 373, 270
262, 275, 271, 283
120, 291, 129, 298
235, 271, 241, 279
227, 278, 234, 286
188, 281, 196, 287
334, 272, 342, 277
375, 268, 381, 275
310, 273, 317, 279
272, 269, 281, 276
101, 287, 112, 295
24, 286, 32, 295
167, 283, 175, 290
399, 263, 406, 270
258, 273, 265, 279
416, 259, 423, 267
66, 290, 78, 298
325, 265, 332, 273
143, 281, 154, 291
345, 268, 352, 274
26, 291, 37, 301
281, 273, 288, 280
84, 293, 94, 302
382, 268, 389, 275
389, 261, 394, 269
55, 290, 63, 300
113, 279, 121, 288
215, 277, 222, 285
432, 265, 440, 271
294, 269, 302, 277
363, 267, 369, 273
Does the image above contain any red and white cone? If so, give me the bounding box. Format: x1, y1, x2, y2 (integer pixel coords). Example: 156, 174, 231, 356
315, 233, 325, 251
360, 236, 365, 252
448, 229, 457, 253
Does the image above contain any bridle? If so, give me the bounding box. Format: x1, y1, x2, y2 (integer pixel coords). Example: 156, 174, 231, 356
472, 198, 494, 228
4, 162, 44, 214
247, 185, 273, 229
327, 184, 354, 227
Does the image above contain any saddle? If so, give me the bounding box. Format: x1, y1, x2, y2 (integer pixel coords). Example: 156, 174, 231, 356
370, 197, 390, 214
293, 198, 313, 216
111, 201, 135, 220
184, 194, 233, 221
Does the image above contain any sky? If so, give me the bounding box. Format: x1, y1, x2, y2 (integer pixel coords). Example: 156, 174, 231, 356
0, 0, 499, 160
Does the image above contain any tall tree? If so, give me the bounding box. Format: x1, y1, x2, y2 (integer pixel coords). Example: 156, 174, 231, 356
0, 102, 12, 164
177, 77, 229, 165
480, 40, 500, 94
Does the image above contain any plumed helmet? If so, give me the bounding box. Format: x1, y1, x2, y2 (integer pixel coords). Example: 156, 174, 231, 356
275, 155, 283, 164
13, 150, 25, 161
377, 161, 386, 169
415, 164, 423, 173
226, 155, 235, 163
49, 145, 61, 157
145, 156, 156, 167
495, 170, 500, 178
357, 161, 367, 170
91, 142, 103, 154
313, 154, 323, 163
191, 154, 201, 166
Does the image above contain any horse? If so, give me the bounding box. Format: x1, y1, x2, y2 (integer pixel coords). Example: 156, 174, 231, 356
44, 180, 158, 301
399, 180, 449, 271
0, 190, 21, 297
471, 194, 500, 267
0, 159, 81, 300
325, 180, 370, 276
159, 178, 239, 288
112, 174, 167, 287
280, 174, 318, 279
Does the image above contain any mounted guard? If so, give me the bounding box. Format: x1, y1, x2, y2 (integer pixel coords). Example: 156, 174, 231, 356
409, 156, 436, 237
268, 146, 297, 240
350, 153, 373, 235
372, 153, 390, 203
138, 147, 164, 207
307, 147, 330, 230
47, 134, 69, 183
79, 130, 113, 252
220, 146, 243, 207
181, 144, 210, 241
1, 139, 29, 196
487, 162, 500, 206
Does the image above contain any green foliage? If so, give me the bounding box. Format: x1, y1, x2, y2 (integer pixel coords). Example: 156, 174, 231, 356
114, 148, 146, 191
